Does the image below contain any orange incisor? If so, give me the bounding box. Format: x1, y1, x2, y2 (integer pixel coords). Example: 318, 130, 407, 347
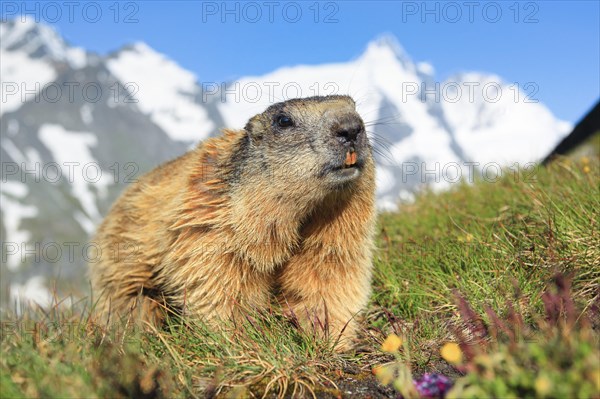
345, 151, 357, 167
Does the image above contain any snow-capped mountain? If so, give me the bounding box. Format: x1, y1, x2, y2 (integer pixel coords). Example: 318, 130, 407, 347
0, 19, 571, 308
215, 36, 570, 206
442, 72, 572, 164
106, 43, 216, 142
0, 18, 87, 67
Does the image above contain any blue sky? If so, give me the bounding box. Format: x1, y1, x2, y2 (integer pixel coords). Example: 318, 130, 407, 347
4, 1, 599, 123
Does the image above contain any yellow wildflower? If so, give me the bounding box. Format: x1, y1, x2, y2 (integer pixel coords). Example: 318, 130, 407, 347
440, 342, 463, 364
381, 334, 403, 353
373, 364, 395, 385
534, 375, 552, 396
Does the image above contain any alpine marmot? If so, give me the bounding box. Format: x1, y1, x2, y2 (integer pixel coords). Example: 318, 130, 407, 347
90, 95, 376, 350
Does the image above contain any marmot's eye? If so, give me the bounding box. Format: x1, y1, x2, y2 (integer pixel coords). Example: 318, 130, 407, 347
275, 114, 294, 128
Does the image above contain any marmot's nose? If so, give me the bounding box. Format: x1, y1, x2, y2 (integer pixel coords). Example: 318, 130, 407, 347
333, 115, 363, 144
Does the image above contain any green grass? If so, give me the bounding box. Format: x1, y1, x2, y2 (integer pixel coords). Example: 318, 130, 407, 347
1, 154, 598, 398
372, 156, 599, 371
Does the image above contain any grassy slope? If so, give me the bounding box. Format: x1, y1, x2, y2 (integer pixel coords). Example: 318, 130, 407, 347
1, 154, 598, 398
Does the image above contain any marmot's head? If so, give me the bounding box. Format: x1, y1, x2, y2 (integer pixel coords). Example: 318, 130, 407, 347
241, 95, 372, 199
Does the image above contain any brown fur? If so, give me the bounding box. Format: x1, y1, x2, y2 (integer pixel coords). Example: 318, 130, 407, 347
90, 95, 376, 350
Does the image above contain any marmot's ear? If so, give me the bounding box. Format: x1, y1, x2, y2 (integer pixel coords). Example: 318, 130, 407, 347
244, 115, 264, 140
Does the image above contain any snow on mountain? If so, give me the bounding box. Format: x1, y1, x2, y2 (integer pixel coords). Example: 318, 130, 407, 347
0, 48, 56, 116
38, 124, 111, 228
0, 17, 87, 67
442, 73, 571, 164
106, 42, 215, 142
0, 18, 87, 116
0, 181, 38, 270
